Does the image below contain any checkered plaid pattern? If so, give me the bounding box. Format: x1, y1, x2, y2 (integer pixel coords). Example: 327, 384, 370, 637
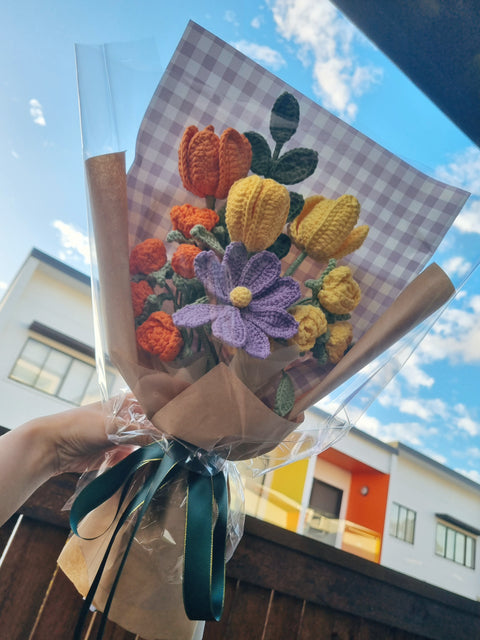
126, 21, 468, 399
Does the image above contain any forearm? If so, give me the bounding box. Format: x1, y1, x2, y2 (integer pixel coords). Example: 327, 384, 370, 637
0, 417, 56, 527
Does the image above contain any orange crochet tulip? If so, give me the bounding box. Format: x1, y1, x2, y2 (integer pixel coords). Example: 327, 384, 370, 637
178, 125, 252, 200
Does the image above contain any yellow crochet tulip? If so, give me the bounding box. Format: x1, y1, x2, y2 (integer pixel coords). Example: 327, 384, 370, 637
225, 175, 290, 252
289, 305, 328, 351
318, 266, 361, 315
326, 321, 353, 364
289, 194, 368, 263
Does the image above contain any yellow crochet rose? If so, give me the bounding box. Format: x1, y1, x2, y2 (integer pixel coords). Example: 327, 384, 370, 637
288, 194, 369, 262
225, 175, 290, 251
318, 266, 361, 315
326, 321, 353, 364
289, 305, 328, 351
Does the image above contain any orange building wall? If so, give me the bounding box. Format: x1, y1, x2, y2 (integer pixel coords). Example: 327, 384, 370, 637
346, 470, 390, 538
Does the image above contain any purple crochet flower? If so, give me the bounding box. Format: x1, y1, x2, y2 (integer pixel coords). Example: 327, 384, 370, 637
173, 242, 300, 359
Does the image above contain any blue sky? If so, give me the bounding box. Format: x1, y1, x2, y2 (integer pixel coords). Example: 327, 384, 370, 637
2, 0, 480, 481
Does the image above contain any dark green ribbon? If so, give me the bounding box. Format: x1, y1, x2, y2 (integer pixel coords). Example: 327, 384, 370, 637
70, 440, 228, 640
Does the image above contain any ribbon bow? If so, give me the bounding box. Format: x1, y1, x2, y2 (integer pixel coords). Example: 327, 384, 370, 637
70, 439, 228, 640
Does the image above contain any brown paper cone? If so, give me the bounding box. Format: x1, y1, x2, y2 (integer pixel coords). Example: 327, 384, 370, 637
58, 471, 198, 640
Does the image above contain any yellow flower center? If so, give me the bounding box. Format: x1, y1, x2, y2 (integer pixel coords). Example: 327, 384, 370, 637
229, 286, 252, 308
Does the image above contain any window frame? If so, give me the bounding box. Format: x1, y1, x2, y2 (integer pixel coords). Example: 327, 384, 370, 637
435, 520, 476, 569
9, 334, 111, 406
389, 501, 416, 544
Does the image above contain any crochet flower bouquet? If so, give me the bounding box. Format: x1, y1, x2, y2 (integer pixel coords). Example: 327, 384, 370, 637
58, 22, 469, 640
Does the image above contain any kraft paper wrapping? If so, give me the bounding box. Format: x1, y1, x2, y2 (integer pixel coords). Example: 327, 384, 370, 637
58, 151, 456, 638
58, 472, 199, 640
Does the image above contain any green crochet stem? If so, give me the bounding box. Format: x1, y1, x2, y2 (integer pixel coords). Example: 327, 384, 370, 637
284, 250, 308, 277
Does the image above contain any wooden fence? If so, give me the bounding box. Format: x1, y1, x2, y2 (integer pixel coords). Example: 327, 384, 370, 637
1, 458, 480, 639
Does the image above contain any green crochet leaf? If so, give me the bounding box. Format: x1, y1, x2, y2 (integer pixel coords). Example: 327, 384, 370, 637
190, 224, 225, 255
270, 93, 300, 144
267, 233, 292, 260
166, 229, 192, 244
287, 191, 305, 223
270, 148, 318, 185
147, 263, 174, 287
312, 333, 329, 365
243, 131, 271, 176
274, 371, 295, 417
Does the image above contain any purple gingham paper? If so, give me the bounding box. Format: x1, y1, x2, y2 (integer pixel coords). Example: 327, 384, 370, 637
126, 21, 468, 393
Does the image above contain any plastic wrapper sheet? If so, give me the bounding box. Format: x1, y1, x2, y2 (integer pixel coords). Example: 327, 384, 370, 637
58, 21, 470, 640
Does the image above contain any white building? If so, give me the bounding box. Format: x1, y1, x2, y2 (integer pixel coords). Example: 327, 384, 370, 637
2, 248, 480, 600
0, 248, 120, 428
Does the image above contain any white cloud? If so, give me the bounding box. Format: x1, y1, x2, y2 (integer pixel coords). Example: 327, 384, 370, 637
0, 281, 7, 291
251, 16, 263, 29
29, 98, 46, 126
455, 468, 480, 484
453, 404, 480, 436
224, 10, 239, 26
232, 40, 286, 71
435, 146, 480, 194
356, 413, 437, 448
11, 150, 20, 160
452, 198, 480, 235
52, 220, 90, 265
440, 255, 472, 279
267, 0, 382, 119
435, 146, 480, 235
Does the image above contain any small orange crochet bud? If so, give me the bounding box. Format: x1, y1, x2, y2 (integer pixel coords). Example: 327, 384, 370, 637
171, 244, 202, 279
225, 175, 290, 251
131, 280, 154, 317
136, 311, 183, 362
129, 238, 167, 275
170, 204, 219, 239
178, 125, 252, 200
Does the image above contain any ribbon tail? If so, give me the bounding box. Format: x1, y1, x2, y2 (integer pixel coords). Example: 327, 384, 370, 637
183, 470, 228, 621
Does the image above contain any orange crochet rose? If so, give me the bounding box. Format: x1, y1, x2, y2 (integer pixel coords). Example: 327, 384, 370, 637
171, 244, 202, 279
131, 280, 154, 317
129, 238, 167, 275
170, 204, 219, 239
136, 311, 183, 362
178, 125, 252, 200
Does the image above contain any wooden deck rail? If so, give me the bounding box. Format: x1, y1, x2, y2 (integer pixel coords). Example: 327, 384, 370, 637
0, 448, 479, 639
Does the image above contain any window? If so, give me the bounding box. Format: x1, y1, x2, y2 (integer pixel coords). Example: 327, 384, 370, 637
389, 502, 416, 544
10, 337, 111, 406
435, 522, 476, 569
